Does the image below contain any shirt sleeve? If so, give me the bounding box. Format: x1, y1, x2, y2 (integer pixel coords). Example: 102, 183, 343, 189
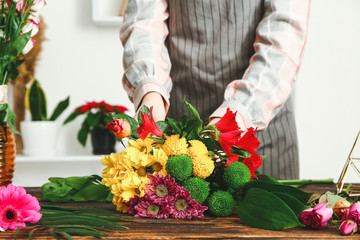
210, 0, 311, 130
120, 0, 172, 112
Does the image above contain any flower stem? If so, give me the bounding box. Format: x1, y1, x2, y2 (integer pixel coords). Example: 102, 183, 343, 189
278, 179, 334, 187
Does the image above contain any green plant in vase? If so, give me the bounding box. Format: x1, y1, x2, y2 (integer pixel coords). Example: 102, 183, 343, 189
63, 101, 128, 154
21, 78, 69, 156
25, 78, 70, 121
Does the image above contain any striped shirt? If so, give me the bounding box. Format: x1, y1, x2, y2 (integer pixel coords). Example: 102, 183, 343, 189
120, 0, 310, 130
120, 0, 310, 179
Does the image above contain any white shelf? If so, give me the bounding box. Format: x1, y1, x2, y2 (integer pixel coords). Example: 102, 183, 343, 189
92, 0, 124, 27
15, 154, 104, 163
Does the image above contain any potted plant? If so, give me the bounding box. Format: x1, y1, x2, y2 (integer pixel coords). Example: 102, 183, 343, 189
21, 78, 70, 156
63, 101, 128, 155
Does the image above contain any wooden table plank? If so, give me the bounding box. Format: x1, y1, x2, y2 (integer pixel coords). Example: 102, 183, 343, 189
2, 185, 358, 239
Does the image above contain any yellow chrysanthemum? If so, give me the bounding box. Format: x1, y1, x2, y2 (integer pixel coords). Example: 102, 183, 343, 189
192, 155, 215, 179
120, 172, 143, 202
101, 152, 131, 187
112, 195, 129, 213
125, 138, 155, 168
187, 140, 209, 159
162, 134, 188, 156
150, 148, 168, 176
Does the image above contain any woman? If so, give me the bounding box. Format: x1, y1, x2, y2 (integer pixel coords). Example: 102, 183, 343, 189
120, 0, 310, 180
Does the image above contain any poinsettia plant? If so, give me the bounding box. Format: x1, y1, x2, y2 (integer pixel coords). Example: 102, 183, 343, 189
63, 101, 128, 147
0, 0, 46, 133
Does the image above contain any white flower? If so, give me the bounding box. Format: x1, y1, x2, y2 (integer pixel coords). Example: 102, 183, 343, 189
22, 14, 40, 37
22, 38, 36, 55
0, 30, 4, 39
31, 0, 47, 11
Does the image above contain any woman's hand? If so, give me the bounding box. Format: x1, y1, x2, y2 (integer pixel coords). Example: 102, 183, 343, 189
136, 92, 166, 122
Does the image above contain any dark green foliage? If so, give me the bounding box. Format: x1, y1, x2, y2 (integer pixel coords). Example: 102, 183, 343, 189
208, 190, 236, 217
15, 205, 129, 240
237, 188, 304, 230
41, 175, 113, 203
223, 162, 251, 190
182, 177, 210, 203
166, 154, 193, 182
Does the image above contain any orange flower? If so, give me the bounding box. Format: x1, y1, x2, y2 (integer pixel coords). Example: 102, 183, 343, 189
106, 119, 131, 139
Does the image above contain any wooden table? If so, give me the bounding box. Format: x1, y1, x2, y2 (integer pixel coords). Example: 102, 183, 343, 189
2, 185, 358, 239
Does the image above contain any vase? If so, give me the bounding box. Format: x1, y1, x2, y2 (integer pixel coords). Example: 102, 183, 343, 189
0, 122, 16, 187
90, 127, 116, 155
20, 121, 59, 156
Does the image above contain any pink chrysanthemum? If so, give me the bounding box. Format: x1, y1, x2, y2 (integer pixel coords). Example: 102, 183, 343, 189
145, 174, 177, 205
170, 186, 208, 219
134, 196, 171, 219
126, 195, 141, 216
0, 184, 42, 231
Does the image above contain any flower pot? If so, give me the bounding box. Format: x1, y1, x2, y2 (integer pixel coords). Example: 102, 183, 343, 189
20, 121, 59, 156
90, 127, 116, 155
0, 122, 16, 186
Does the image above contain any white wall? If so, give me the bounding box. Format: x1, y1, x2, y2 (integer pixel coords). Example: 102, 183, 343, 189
12, 0, 360, 185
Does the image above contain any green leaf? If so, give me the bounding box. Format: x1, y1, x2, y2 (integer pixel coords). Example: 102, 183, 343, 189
167, 117, 182, 134
65, 176, 91, 190
237, 188, 304, 230
272, 191, 310, 216
28, 79, 47, 121
147, 136, 165, 144
77, 125, 89, 147
201, 125, 220, 140
50, 96, 70, 121
86, 112, 102, 127
156, 120, 168, 133
63, 110, 82, 125
257, 174, 281, 184
243, 180, 313, 205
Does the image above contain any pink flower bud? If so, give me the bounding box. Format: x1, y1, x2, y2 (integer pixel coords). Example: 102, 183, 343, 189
300, 203, 333, 229
22, 14, 40, 37
22, 38, 36, 54
106, 119, 131, 139
340, 220, 358, 235
334, 200, 351, 219
31, 0, 46, 11
342, 202, 360, 224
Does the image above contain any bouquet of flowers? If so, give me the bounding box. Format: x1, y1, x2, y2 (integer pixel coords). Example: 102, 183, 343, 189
63, 101, 128, 147
102, 100, 313, 229
0, 0, 46, 133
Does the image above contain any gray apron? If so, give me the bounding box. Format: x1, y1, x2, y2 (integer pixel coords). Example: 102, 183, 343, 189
166, 0, 299, 180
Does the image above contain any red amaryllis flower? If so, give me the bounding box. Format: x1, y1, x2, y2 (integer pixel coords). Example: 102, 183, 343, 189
225, 155, 239, 168
145, 174, 177, 205
136, 107, 163, 139
0, 184, 42, 231
106, 119, 131, 139
242, 153, 262, 178
213, 108, 241, 132
216, 130, 242, 156
235, 127, 260, 156
134, 197, 171, 219
170, 186, 208, 219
